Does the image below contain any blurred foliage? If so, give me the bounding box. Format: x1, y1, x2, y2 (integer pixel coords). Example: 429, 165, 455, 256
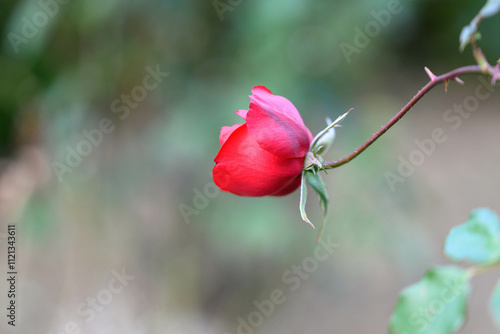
0, 0, 499, 333
390, 266, 469, 334
391, 209, 500, 334
1, 0, 499, 154
492, 279, 500, 328
445, 208, 500, 264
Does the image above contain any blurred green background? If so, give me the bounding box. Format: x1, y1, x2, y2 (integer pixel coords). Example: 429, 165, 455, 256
0, 0, 499, 333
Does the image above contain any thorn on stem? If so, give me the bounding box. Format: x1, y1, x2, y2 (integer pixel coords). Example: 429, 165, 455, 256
424, 67, 437, 81
454, 76, 465, 85
492, 74, 499, 85
444, 80, 449, 92
491, 64, 500, 85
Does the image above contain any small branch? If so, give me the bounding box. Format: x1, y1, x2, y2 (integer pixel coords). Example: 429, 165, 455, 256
324, 65, 486, 169
467, 259, 500, 278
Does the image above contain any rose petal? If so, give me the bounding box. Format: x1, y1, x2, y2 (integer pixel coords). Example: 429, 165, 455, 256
250, 86, 310, 129
213, 124, 304, 196
235, 109, 248, 119
246, 87, 312, 158
219, 123, 244, 146
269, 174, 302, 196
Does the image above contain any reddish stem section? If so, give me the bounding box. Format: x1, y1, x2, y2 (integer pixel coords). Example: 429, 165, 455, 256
324, 65, 485, 169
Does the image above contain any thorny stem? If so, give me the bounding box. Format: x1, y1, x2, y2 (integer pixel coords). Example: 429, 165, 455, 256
324, 64, 498, 169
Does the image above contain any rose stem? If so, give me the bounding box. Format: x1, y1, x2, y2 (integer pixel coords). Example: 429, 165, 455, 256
324, 65, 486, 169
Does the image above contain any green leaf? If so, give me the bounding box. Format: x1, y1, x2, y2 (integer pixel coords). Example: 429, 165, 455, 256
444, 208, 500, 264
389, 266, 470, 334
305, 170, 329, 240
491, 278, 500, 329
299, 171, 314, 229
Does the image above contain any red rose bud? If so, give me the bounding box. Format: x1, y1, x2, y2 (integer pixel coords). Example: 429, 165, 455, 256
213, 86, 313, 196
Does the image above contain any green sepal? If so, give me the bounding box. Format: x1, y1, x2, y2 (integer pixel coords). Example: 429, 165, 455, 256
305, 170, 329, 241
300, 110, 349, 238
309, 109, 352, 153
299, 171, 314, 229
310, 120, 335, 156
303, 151, 324, 173
299, 169, 330, 240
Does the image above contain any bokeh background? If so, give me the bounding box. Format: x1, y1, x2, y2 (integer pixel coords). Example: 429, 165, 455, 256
0, 0, 500, 333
